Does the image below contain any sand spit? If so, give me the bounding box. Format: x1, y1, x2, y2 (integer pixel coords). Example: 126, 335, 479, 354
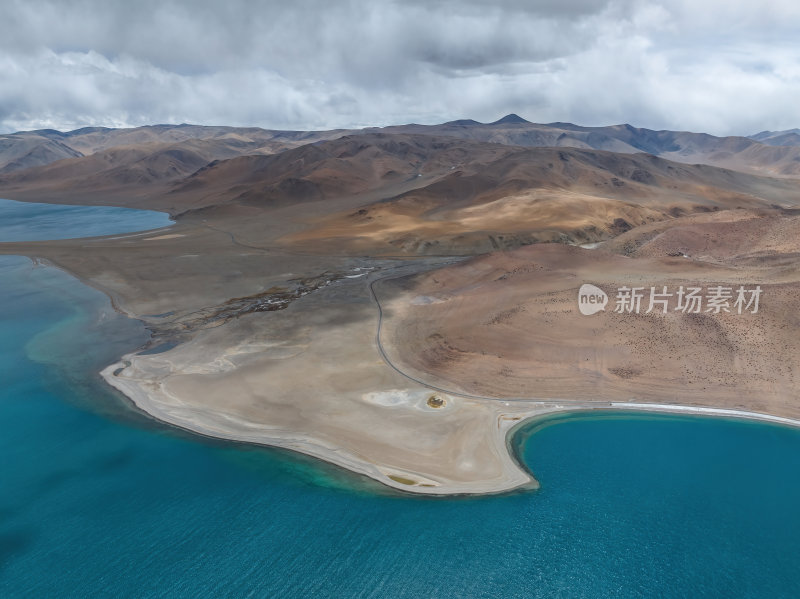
103, 360, 556, 495
100, 273, 558, 495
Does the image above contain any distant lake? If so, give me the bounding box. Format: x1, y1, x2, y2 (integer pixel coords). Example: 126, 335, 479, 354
1, 202, 799, 597
0, 198, 172, 241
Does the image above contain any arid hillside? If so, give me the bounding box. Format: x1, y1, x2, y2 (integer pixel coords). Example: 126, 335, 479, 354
376, 208, 800, 416
283, 143, 800, 254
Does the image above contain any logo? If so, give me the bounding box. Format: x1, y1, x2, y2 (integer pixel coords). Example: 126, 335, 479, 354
577, 283, 763, 315
578, 284, 608, 315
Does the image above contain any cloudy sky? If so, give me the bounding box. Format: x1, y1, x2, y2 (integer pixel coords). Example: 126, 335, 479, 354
3, 0, 800, 135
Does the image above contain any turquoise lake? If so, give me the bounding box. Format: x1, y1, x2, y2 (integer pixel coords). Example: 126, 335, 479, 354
2, 202, 800, 598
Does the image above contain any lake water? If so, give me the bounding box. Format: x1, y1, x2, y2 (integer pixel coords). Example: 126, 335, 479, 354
0, 198, 172, 241
2, 202, 800, 598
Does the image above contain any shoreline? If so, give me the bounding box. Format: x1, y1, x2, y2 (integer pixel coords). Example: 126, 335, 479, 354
102, 347, 800, 497
10, 249, 800, 497
4, 205, 799, 497
7, 250, 800, 497
100, 353, 553, 496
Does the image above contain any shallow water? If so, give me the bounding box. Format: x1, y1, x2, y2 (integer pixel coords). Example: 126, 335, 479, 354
2, 204, 800, 598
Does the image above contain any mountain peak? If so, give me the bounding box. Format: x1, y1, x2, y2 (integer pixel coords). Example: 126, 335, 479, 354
491, 113, 530, 125
444, 119, 482, 127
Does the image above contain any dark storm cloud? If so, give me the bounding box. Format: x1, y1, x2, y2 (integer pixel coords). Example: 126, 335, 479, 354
2, 0, 800, 134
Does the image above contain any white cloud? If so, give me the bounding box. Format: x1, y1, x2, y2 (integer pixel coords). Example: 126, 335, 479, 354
1, 0, 800, 135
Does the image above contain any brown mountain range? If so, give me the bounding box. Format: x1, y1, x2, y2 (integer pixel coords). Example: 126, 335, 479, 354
2, 117, 800, 252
